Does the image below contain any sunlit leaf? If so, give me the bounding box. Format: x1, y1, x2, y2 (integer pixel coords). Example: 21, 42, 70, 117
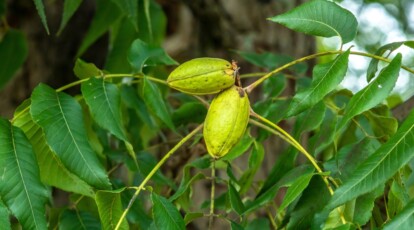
315, 107, 414, 228
0, 118, 49, 229
279, 172, 313, 210
30, 84, 111, 189
184, 212, 204, 225
151, 192, 185, 230
337, 54, 401, 133
287, 50, 349, 117
57, 0, 83, 34
13, 106, 95, 197
73, 59, 102, 79
128, 39, 177, 72
0, 29, 28, 89
96, 189, 129, 230
32, 0, 50, 34
77, 0, 122, 56
269, 0, 357, 44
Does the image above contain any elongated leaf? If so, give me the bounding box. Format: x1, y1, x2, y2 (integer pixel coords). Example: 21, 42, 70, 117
96, 189, 129, 230
287, 51, 349, 117
151, 192, 185, 230
184, 212, 204, 225
337, 54, 401, 133
279, 172, 313, 210
228, 183, 245, 215
246, 218, 270, 230
366, 42, 405, 82
315, 108, 414, 228
0, 29, 28, 89
128, 39, 177, 72
383, 199, 414, 230
32, 0, 50, 34
59, 209, 101, 230
142, 76, 175, 131
0, 200, 10, 230
0, 118, 49, 229
57, 0, 83, 34
77, 0, 122, 56
13, 106, 95, 197
30, 84, 111, 189
73, 59, 102, 79
353, 184, 384, 225
239, 141, 265, 194
269, 0, 357, 44
111, 0, 138, 30
221, 133, 254, 161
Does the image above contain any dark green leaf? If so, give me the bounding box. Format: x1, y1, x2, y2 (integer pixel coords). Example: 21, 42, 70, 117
151, 192, 185, 230
128, 39, 177, 72
287, 51, 349, 117
293, 102, 325, 137
105, 18, 138, 72
308, 109, 338, 156
0, 118, 49, 229
0, 29, 28, 89
231, 221, 245, 230
59, 209, 101, 230
383, 199, 414, 230
269, 0, 357, 44
121, 84, 156, 129
30, 84, 111, 189
366, 42, 405, 82
77, 0, 122, 56
96, 189, 129, 230
337, 54, 401, 133
316, 107, 414, 228
244, 165, 314, 214
13, 106, 95, 197
32, 0, 50, 34
184, 212, 204, 225
246, 218, 270, 230
388, 179, 410, 218
137, 0, 166, 45
239, 141, 265, 194
142, 76, 175, 131
57, 0, 83, 34
0, 0, 5, 17
228, 183, 245, 215
220, 133, 254, 161
73, 59, 102, 79
172, 102, 207, 126
169, 172, 205, 201
111, 0, 138, 30
0, 200, 10, 230
353, 185, 384, 225
263, 75, 287, 98
236, 51, 294, 69
279, 172, 313, 210
365, 109, 398, 142
136, 152, 175, 188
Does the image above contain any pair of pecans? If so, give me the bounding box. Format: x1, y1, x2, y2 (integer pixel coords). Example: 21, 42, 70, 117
167, 58, 250, 159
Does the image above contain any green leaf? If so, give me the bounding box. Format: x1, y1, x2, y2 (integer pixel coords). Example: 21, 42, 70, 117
269, 0, 357, 44
316, 107, 414, 228
151, 192, 185, 230
13, 105, 95, 197
32, 0, 50, 34
96, 189, 129, 230
77, 0, 122, 56
236, 51, 294, 69
228, 183, 245, 215
128, 39, 177, 72
366, 42, 405, 82
57, 0, 83, 34
220, 133, 254, 161
105, 18, 138, 73
73, 59, 102, 79
287, 50, 349, 117
352, 184, 384, 225
172, 102, 207, 127
184, 212, 204, 225
246, 218, 270, 230
0, 118, 49, 229
0, 29, 28, 89
0, 200, 10, 230
59, 209, 101, 230
279, 172, 313, 210
111, 0, 138, 30
383, 199, 414, 230
364, 109, 398, 142
121, 84, 156, 129
30, 84, 111, 189
141, 76, 175, 131
169, 172, 205, 202
244, 165, 314, 214
137, 0, 166, 45
239, 141, 265, 194
337, 54, 401, 133
293, 102, 325, 137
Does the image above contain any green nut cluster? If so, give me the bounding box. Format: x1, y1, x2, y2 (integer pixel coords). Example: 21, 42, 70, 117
167, 58, 236, 95
203, 86, 250, 159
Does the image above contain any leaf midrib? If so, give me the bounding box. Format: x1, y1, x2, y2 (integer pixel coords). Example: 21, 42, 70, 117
276, 17, 341, 41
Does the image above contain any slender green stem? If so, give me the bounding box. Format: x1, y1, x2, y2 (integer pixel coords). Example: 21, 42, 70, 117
240, 72, 268, 78
114, 124, 203, 230
244, 50, 414, 94
208, 160, 216, 230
